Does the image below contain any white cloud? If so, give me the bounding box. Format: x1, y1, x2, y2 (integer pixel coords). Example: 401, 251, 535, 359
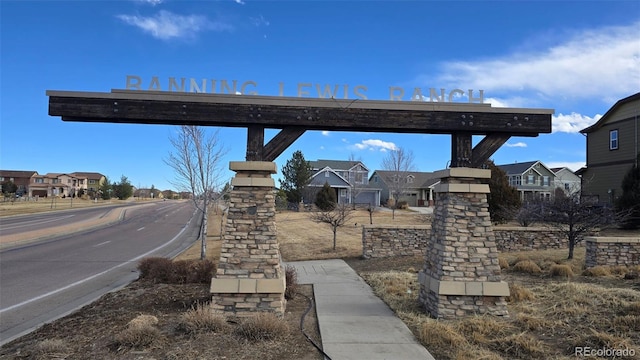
117, 10, 232, 40
553, 112, 601, 133
139, 0, 162, 5
321, 131, 330, 136
505, 142, 527, 148
545, 161, 586, 172
353, 139, 398, 152
250, 15, 270, 27
429, 22, 640, 103
234, 0, 245, 4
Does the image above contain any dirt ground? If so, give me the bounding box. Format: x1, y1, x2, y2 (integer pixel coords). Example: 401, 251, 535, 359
0, 280, 323, 360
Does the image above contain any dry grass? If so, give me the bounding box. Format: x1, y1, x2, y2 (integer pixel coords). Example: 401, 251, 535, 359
361, 263, 640, 360
34, 339, 70, 359
176, 303, 228, 334
512, 260, 542, 274
0, 197, 134, 217
233, 313, 290, 341
113, 315, 163, 349
549, 264, 574, 278
277, 209, 426, 261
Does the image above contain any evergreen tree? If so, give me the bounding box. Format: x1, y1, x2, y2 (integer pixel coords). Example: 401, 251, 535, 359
279, 150, 312, 205
486, 160, 521, 223
99, 176, 112, 199
616, 153, 640, 229
315, 182, 337, 210
112, 175, 133, 200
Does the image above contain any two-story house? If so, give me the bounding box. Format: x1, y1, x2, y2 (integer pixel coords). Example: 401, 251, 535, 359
369, 170, 440, 207
498, 160, 557, 201
579, 92, 640, 204
307, 160, 381, 206
551, 167, 581, 196
0, 170, 38, 196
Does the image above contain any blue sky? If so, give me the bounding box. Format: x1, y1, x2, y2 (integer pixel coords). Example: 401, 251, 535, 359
1, 1, 639, 191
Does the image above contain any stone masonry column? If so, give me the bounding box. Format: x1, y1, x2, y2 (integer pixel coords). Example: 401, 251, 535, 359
210, 161, 285, 315
418, 168, 509, 319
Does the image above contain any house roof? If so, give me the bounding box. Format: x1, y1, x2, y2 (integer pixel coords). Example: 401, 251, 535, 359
71, 172, 105, 180
496, 161, 538, 175
309, 159, 367, 171
371, 170, 439, 188
497, 160, 556, 177
580, 92, 640, 134
0, 170, 38, 178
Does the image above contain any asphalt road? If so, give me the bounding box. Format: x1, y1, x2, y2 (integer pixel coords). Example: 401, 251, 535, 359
0, 204, 132, 237
0, 200, 202, 345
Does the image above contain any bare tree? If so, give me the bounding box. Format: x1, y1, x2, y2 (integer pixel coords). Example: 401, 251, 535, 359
538, 190, 616, 260
381, 147, 416, 219
165, 126, 227, 260
310, 203, 354, 250
348, 153, 365, 209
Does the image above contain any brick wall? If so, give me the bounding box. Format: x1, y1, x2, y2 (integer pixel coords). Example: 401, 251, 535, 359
493, 227, 576, 252
585, 237, 640, 268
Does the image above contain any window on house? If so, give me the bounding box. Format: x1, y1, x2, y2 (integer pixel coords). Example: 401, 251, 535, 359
374, 175, 378, 183
542, 176, 550, 186
564, 183, 570, 191
355, 172, 364, 184
35, 178, 44, 183
527, 175, 535, 185
407, 175, 414, 184
0, 177, 4, 181
340, 189, 346, 197
610, 129, 618, 150
325, 171, 330, 177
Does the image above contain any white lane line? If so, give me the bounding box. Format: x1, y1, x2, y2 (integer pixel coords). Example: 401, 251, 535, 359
0, 213, 193, 314
137, 227, 145, 231
1, 215, 76, 231
94, 241, 111, 247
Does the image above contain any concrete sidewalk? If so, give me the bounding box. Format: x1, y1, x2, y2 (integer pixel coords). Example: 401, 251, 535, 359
286, 259, 435, 360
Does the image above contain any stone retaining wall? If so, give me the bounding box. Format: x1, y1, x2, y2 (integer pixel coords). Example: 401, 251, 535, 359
362, 225, 431, 258
493, 227, 576, 252
585, 237, 640, 268
362, 225, 581, 258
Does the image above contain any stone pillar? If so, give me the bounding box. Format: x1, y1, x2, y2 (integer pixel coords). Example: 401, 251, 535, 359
210, 161, 285, 315
418, 168, 509, 319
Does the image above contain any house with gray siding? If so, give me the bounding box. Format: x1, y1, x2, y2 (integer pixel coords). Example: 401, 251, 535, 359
579, 92, 640, 204
308, 160, 381, 206
497, 161, 557, 201
369, 170, 439, 207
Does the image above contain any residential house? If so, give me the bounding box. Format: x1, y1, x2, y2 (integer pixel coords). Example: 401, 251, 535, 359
307, 160, 381, 206
0, 170, 38, 195
579, 92, 640, 204
497, 161, 557, 201
551, 167, 581, 196
70, 172, 106, 194
369, 170, 439, 207
0, 170, 106, 198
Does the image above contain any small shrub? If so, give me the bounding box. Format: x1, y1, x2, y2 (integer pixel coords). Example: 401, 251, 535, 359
138, 257, 173, 282
285, 265, 298, 300
612, 315, 640, 331
234, 312, 289, 341
507, 283, 535, 302
498, 257, 509, 270
549, 264, 574, 278
512, 260, 542, 274
515, 313, 549, 331
623, 302, 640, 315
396, 201, 409, 209
582, 266, 611, 277
177, 303, 228, 334
35, 339, 70, 358
113, 315, 161, 348
137, 258, 215, 284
